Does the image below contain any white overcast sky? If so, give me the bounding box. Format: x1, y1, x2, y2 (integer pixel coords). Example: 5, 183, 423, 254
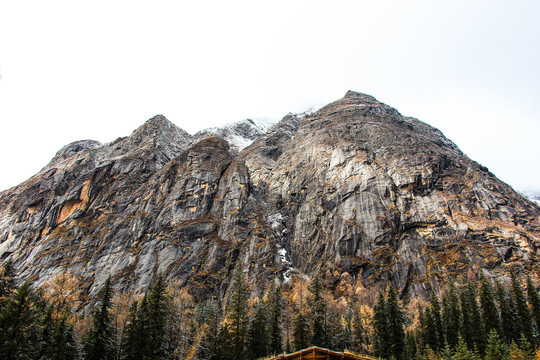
0, 1, 539, 192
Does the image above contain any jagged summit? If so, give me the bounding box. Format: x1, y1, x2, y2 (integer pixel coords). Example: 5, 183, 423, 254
343, 90, 379, 103
1, 91, 539, 302
193, 117, 274, 152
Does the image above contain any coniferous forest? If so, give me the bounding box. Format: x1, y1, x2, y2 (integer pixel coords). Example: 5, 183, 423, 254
2, 260, 540, 360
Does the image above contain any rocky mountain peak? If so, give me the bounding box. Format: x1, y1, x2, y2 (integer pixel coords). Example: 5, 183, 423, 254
1, 91, 539, 303
343, 90, 379, 103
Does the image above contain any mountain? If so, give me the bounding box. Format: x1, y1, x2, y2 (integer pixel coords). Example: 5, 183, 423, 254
521, 190, 540, 206
1, 91, 539, 301
192, 118, 274, 152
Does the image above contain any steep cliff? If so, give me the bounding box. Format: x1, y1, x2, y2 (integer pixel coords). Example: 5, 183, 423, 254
1, 91, 539, 300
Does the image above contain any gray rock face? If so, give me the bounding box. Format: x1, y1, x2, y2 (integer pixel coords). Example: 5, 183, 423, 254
1, 92, 539, 300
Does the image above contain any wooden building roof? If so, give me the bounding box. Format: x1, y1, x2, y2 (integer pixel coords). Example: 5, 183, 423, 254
269, 346, 374, 360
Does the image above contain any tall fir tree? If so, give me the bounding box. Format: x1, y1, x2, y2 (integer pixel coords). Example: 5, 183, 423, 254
511, 272, 535, 344
351, 304, 368, 354
308, 275, 327, 347
0, 282, 42, 360
459, 282, 485, 351
145, 274, 170, 360
326, 306, 345, 351
82, 277, 116, 360
121, 300, 146, 360
246, 300, 268, 359
226, 264, 250, 358
373, 288, 390, 359
267, 282, 284, 355
386, 283, 406, 359
484, 330, 507, 360
195, 299, 221, 360
441, 282, 461, 349
0, 260, 16, 310
496, 279, 521, 344
479, 274, 501, 336
429, 291, 444, 350
526, 275, 540, 343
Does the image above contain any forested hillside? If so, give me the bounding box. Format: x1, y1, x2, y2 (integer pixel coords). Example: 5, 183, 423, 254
2, 261, 540, 360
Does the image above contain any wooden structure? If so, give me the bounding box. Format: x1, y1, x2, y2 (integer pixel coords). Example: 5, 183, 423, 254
269, 346, 375, 360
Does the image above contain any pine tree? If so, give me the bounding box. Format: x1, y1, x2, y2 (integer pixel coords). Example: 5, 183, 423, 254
422, 303, 439, 352
292, 307, 309, 351
373, 289, 389, 359
308, 275, 327, 347
226, 264, 250, 358
452, 336, 472, 360
484, 330, 507, 360
121, 300, 144, 360
479, 275, 501, 336
429, 292, 444, 350
442, 282, 461, 349
459, 282, 485, 351
509, 341, 528, 360
40, 306, 79, 360
82, 277, 116, 360
246, 300, 268, 359
351, 305, 367, 354
0, 260, 16, 310
51, 316, 79, 360
267, 282, 284, 355
496, 279, 520, 344
386, 283, 406, 359
526, 275, 540, 342
326, 306, 345, 351
195, 300, 221, 360
146, 274, 170, 360
0, 282, 42, 360
511, 273, 535, 344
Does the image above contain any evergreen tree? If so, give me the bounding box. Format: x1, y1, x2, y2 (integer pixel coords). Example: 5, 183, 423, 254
308, 275, 327, 347
0, 260, 16, 309
459, 282, 485, 351
51, 316, 79, 360
484, 330, 507, 360
226, 264, 250, 358
511, 273, 535, 344
145, 274, 170, 359
386, 283, 406, 359
195, 300, 221, 360
479, 275, 501, 336
373, 289, 390, 359
121, 300, 144, 360
404, 332, 419, 360
452, 336, 472, 360
442, 282, 461, 349
509, 341, 528, 360
496, 280, 520, 344
526, 275, 540, 342
40, 306, 79, 360
326, 306, 345, 351
292, 307, 310, 351
267, 282, 284, 355
0, 282, 42, 360
422, 304, 439, 352
246, 300, 268, 359
82, 277, 116, 360
429, 292, 444, 350
351, 305, 367, 354
341, 307, 354, 352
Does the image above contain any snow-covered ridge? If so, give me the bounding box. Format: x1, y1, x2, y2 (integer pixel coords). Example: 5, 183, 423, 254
521, 190, 540, 205
193, 118, 276, 151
